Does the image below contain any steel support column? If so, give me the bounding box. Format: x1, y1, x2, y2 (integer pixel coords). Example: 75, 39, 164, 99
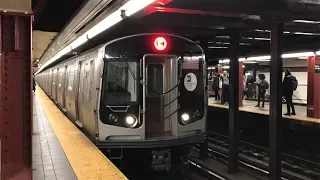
269, 24, 283, 180
228, 31, 240, 173
199, 39, 208, 159
0, 14, 32, 180
307, 56, 315, 118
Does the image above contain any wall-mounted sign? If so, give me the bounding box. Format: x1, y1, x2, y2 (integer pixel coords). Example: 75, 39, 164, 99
315, 64, 320, 73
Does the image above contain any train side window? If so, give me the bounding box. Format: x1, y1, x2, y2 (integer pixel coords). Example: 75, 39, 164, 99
68, 66, 74, 91
58, 68, 63, 88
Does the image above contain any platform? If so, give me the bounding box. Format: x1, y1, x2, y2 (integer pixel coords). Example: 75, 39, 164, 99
32, 87, 128, 180
209, 98, 320, 125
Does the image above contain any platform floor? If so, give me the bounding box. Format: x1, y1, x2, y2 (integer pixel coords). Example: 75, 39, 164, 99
32, 87, 128, 180
33, 95, 77, 180
209, 98, 320, 124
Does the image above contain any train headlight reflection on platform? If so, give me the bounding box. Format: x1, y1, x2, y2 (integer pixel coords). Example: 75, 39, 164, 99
125, 115, 138, 127
181, 113, 190, 124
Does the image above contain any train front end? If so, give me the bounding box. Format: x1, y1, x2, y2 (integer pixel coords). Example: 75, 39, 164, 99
97, 33, 207, 170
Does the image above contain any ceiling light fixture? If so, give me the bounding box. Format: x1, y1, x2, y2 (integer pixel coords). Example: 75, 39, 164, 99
282, 52, 315, 58
293, 20, 320, 24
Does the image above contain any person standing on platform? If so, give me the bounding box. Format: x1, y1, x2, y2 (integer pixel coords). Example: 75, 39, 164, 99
243, 76, 247, 100
213, 73, 221, 101
33, 77, 36, 95
255, 74, 268, 108
221, 71, 229, 105
282, 69, 297, 115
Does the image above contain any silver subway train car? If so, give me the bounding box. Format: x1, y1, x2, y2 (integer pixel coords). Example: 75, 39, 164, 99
36, 33, 207, 170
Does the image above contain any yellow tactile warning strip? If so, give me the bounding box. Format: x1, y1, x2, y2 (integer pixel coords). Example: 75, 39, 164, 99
36, 87, 128, 180
209, 103, 320, 124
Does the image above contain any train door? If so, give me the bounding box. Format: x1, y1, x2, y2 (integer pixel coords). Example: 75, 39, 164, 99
63, 65, 67, 110
57, 68, 63, 108
53, 68, 58, 103
82, 60, 96, 138
46, 72, 49, 93
49, 70, 53, 96
143, 55, 178, 138
76, 61, 89, 127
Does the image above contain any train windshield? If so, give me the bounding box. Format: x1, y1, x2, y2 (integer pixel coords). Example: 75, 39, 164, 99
102, 61, 138, 105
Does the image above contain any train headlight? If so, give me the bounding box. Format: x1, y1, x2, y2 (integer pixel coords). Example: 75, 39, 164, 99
181, 113, 190, 124
125, 114, 138, 127
108, 114, 118, 123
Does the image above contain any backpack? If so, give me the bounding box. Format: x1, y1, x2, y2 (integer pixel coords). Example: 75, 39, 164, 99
261, 80, 269, 90
291, 76, 298, 91
265, 81, 269, 89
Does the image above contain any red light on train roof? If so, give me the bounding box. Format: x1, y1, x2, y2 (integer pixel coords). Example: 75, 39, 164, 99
154, 37, 167, 51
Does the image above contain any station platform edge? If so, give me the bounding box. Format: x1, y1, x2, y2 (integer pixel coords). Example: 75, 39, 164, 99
33, 86, 128, 180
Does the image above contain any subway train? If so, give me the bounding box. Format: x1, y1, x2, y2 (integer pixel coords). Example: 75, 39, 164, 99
36, 33, 207, 170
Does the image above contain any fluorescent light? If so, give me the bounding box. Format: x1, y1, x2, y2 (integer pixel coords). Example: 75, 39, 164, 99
69, 34, 88, 49
282, 52, 314, 58
254, 37, 270, 41
246, 37, 270, 41
87, 11, 122, 38
214, 42, 230, 45
88, 0, 155, 38
218, 58, 246, 63
254, 29, 271, 33
247, 55, 271, 61
240, 43, 250, 46
293, 20, 320, 24
222, 66, 230, 69
293, 32, 317, 36
256, 59, 270, 62
36, 0, 155, 74
243, 61, 257, 64
209, 46, 228, 49
316, 51, 320, 55
216, 36, 230, 39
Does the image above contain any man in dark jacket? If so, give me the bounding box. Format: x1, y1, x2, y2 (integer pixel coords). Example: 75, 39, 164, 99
255, 74, 268, 108
221, 71, 229, 105
212, 73, 220, 101
282, 69, 296, 115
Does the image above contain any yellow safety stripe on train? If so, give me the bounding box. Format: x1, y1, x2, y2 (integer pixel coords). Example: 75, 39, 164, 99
36, 87, 128, 180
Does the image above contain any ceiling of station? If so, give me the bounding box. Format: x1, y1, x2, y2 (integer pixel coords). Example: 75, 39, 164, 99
32, 0, 85, 32
32, 31, 57, 62
130, 0, 320, 60
33, 0, 320, 69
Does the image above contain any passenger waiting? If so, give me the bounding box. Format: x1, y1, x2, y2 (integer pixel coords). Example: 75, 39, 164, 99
282, 69, 296, 116
255, 74, 268, 108
221, 71, 229, 105
33, 77, 36, 95
213, 73, 221, 101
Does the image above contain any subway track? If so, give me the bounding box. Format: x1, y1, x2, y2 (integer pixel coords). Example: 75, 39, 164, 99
191, 131, 320, 180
